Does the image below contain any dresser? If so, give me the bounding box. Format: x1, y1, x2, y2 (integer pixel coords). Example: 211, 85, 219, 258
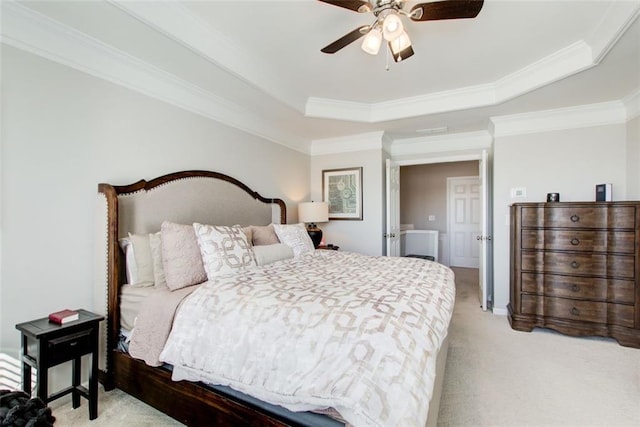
509, 202, 640, 348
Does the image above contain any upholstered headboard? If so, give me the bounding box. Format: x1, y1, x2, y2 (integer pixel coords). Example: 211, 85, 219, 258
97, 170, 286, 383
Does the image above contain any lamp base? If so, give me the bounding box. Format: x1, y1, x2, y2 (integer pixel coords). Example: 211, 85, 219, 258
306, 225, 323, 249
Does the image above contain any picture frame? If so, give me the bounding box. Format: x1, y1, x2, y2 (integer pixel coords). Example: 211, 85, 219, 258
322, 167, 363, 220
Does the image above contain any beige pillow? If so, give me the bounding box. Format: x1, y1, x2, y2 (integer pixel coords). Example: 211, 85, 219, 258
161, 221, 207, 291
126, 233, 154, 287
193, 223, 255, 278
250, 224, 280, 246
241, 226, 253, 245
253, 243, 294, 266
273, 223, 315, 257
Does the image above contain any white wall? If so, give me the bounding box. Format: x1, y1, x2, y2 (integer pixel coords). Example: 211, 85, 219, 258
492, 124, 628, 311
310, 149, 386, 256
0, 47, 309, 358
627, 116, 640, 198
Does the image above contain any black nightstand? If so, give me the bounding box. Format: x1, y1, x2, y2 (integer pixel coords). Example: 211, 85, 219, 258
15, 309, 104, 420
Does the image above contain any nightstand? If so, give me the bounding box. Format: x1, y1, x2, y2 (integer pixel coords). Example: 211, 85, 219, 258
317, 244, 339, 250
15, 309, 104, 420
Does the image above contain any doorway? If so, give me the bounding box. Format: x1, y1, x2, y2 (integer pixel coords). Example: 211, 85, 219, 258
386, 152, 493, 311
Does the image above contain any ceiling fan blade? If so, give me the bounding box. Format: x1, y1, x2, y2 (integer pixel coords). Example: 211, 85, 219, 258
321, 25, 370, 54
317, 0, 373, 13
410, 0, 484, 22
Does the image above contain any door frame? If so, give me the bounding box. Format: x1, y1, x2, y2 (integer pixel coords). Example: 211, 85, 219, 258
393, 151, 493, 311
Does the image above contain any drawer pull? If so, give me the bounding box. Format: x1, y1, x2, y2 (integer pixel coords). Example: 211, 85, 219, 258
570, 238, 580, 246
70, 341, 78, 346
571, 285, 580, 292
571, 261, 580, 269
571, 307, 580, 316
570, 214, 580, 222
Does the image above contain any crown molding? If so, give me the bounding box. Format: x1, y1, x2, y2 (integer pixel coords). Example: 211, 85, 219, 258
490, 101, 628, 138
310, 132, 385, 156
305, 2, 639, 124
1, 1, 307, 154
390, 131, 493, 157
109, 1, 306, 112
585, 0, 640, 63
624, 88, 640, 121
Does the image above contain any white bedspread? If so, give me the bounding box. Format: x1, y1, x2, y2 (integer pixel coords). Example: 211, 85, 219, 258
159, 250, 455, 427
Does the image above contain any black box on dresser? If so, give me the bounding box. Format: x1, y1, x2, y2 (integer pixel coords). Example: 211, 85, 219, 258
508, 201, 640, 348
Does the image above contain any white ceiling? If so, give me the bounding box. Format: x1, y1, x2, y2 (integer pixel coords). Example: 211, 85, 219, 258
10, 0, 640, 151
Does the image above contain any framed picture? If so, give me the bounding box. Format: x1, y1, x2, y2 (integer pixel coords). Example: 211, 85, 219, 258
322, 167, 363, 220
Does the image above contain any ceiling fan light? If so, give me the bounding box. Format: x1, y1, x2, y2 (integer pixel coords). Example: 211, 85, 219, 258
389, 30, 414, 62
361, 28, 382, 55
382, 13, 404, 41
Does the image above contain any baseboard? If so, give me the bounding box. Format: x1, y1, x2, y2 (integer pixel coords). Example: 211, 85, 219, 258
492, 307, 508, 316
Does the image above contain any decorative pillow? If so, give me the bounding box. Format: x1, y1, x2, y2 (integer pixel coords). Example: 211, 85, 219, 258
273, 223, 315, 257
250, 224, 280, 246
193, 223, 255, 278
161, 221, 207, 291
241, 226, 253, 245
128, 232, 155, 286
148, 231, 167, 289
252, 243, 294, 266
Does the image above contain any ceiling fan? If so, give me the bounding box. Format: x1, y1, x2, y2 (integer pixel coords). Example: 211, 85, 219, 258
318, 0, 484, 62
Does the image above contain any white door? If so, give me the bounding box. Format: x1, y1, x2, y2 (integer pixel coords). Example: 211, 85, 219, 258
478, 150, 490, 311
448, 176, 481, 268
385, 159, 401, 256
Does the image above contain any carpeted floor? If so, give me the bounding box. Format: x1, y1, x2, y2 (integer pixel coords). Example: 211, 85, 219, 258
52, 266, 640, 426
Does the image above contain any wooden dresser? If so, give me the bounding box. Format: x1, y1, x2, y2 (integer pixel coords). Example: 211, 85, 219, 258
509, 202, 640, 348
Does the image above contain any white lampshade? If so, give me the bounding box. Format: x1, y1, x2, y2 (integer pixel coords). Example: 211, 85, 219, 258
389, 30, 414, 62
361, 27, 382, 55
382, 13, 404, 41
298, 202, 329, 223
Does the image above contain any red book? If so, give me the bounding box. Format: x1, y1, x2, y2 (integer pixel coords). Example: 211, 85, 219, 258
48, 309, 79, 324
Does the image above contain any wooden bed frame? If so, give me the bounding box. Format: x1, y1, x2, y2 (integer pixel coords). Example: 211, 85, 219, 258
96, 170, 449, 426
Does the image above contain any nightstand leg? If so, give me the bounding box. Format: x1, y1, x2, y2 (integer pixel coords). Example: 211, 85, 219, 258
89, 331, 98, 420
36, 341, 48, 404
21, 335, 31, 396
72, 356, 81, 409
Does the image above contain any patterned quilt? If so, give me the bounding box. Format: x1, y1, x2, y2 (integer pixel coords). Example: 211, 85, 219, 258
159, 250, 455, 427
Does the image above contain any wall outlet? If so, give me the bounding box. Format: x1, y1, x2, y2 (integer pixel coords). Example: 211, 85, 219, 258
510, 187, 526, 198
428, 215, 436, 221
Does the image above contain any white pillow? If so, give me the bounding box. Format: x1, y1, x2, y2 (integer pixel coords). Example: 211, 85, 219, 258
148, 231, 167, 289
272, 223, 315, 257
118, 237, 137, 284
128, 232, 155, 285
253, 243, 294, 266
193, 223, 255, 278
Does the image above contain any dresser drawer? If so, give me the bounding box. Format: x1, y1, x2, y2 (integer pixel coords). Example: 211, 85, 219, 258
521, 206, 636, 229
521, 273, 635, 304
521, 251, 635, 279
47, 329, 92, 366
520, 229, 635, 254
521, 295, 634, 328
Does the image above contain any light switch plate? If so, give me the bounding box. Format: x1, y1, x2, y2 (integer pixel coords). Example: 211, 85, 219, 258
428, 215, 436, 221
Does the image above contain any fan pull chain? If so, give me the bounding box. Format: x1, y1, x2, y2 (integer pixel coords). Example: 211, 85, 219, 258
385, 45, 390, 71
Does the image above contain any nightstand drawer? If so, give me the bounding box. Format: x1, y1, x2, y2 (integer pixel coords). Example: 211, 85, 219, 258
48, 329, 92, 366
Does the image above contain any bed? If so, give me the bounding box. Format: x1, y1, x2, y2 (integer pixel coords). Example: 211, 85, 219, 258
97, 170, 455, 426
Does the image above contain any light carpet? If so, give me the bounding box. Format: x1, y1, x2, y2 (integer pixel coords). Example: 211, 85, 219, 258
52, 267, 640, 426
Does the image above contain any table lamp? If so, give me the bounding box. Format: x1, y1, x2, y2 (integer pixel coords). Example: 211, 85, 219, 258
298, 201, 329, 248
